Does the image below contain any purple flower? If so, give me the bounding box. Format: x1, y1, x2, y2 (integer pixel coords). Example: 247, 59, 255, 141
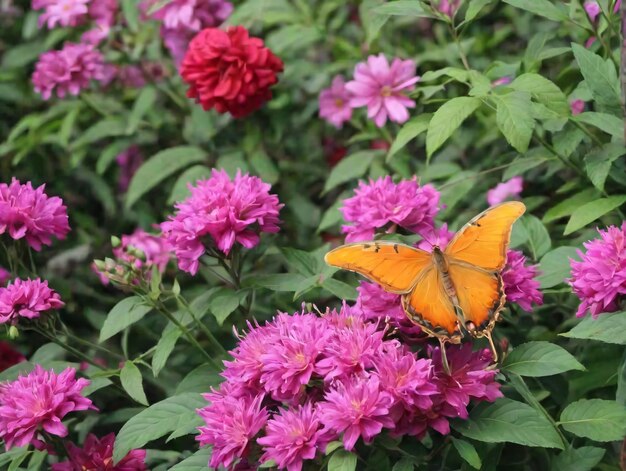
0, 366, 94, 449
51, 433, 146, 471
415, 223, 455, 252
503, 249, 543, 312
319, 76, 353, 129
584, 1, 601, 21
486, 176, 523, 206
161, 169, 283, 275
116, 145, 144, 192
161, 28, 190, 65
569, 222, 626, 318
437, 0, 461, 17
117, 66, 147, 89
88, 0, 117, 26
197, 392, 268, 469
145, 0, 233, 31
0, 278, 64, 325
570, 99, 585, 115
32, 0, 89, 29
340, 176, 439, 242
0, 178, 70, 250
491, 76, 513, 87
257, 403, 332, 471
32, 43, 106, 100
318, 375, 395, 450
346, 54, 420, 127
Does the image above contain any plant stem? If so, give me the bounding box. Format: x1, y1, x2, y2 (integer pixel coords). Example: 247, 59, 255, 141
33, 327, 107, 370
570, 120, 605, 146
176, 294, 227, 356
448, 24, 470, 70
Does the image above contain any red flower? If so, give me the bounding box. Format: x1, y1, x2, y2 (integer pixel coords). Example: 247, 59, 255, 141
181, 26, 283, 118
0, 342, 25, 372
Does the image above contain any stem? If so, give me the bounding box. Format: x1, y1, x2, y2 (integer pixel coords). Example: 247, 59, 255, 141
577, 0, 618, 65
570, 120, 605, 146
533, 135, 585, 177
33, 327, 107, 370
176, 294, 227, 356
448, 23, 470, 70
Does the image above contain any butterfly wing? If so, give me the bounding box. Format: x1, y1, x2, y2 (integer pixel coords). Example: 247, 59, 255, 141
444, 201, 526, 271
324, 241, 432, 293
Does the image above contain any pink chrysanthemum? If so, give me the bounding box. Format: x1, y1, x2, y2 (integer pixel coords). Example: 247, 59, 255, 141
161, 169, 283, 274
0, 366, 94, 449
503, 249, 543, 312
319, 76, 353, 129
486, 177, 523, 206
416, 223, 455, 252
32, 43, 106, 100
116, 145, 144, 192
346, 54, 420, 127
257, 403, 332, 471
32, 0, 89, 29
569, 223, 626, 318
51, 433, 146, 471
0, 278, 64, 325
88, 0, 117, 26
318, 375, 395, 450
146, 0, 233, 31
116, 229, 171, 273
0, 178, 70, 250
197, 392, 268, 469
340, 176, 439, 242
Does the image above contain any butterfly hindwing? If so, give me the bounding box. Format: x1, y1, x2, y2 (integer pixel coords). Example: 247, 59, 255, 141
324, 241, 432, 293
445, 201, 525, 271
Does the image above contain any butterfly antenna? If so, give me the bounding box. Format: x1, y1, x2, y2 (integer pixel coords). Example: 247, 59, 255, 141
438, 338, 451, 374
484, 330, 499, 364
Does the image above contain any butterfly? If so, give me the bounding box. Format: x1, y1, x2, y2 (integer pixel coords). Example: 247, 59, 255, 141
324, 201, 525, 363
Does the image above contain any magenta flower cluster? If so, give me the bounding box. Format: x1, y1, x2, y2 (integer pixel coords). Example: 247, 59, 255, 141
319, 54, 420, 128
0, 366, 94, 449
0, 278, 64, 325
161, 169, 282, 275
0, 178, 70, 250
340, 176, 439, 242
569, 222, 626, 318
52, 433, 147, 470
502, 250, 543, 312
197, 305, 501, 470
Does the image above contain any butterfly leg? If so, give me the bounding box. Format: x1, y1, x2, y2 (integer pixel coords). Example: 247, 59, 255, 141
483, 330, 499, 364
437, 337, 451, 374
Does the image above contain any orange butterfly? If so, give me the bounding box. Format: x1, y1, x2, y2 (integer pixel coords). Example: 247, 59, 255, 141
324, 201, 525, 363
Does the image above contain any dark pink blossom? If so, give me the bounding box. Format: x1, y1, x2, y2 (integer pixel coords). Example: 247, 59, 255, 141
437, 0, 461, 17
51, 433, 146, 470
319, 76, 353, 128
0, 278, 64, 325
486, 176, 523, 206
416, 223, 455, 252
0, 178, 70, 250
570, 99, 585, 115
569, 222, 626, 317
0, 366, 94, 449
502, 249, 543, 312
116, 145, 144, 192
32, 0, 89, 28
146, 0, 232, 31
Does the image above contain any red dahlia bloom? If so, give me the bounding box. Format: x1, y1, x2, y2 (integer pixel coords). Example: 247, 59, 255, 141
180, 26, 283, 118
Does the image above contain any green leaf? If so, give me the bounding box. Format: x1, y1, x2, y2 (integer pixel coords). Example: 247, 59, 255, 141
125, 146, 206, 209
322, 278, 358, 301
502, 0, 567, 21
251, 273, 307, 291
503, 341, 584, 377
536, 246, 579, 289
520, 215, 551, 259
175, 364, 222, 395
372, 1, 433, 17
543, 189, 598, 223
391, 457, 416, 471
71, 119, 127, 148
360, 0, 390, 45
121, 0, 140, 31
561, 311, 626, 345
618, 350, 626, 407
328, 449, 357, 471
387, 114, 431, 161
551, 446, 605, 471
317, 196, 345, 233
248, 149, 279, 185
573, 112, 624, 139
464, 0, 493, 22
96, 140, 132, 175
456, 398, 564, 448
510, 73, 569, 115
426, 97, 481, 157
571, 43, 621, 113
281, 248, 319, 276
167, 165, 211, 204
120, 361, 149, 406
495, 92, 535, 153
323, 151, 380, 194
584, 144, 626, 191
502, 155, 550, 180
127, 87, 157, 134
208, 288, 243, 325
152, 329, 182, 377
169, 448, 212, 470
564, 195, 626, 235
451, 437, 481, 469
100, 296, 152, 342
558, 399, 626, 441
113, 393, 206, 463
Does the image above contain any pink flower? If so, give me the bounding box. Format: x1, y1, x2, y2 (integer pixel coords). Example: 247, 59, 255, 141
117, 66, 147, 88
81, 24, 111, 46
340, 176, 439, 242
51, 433, 146, 471
0, 278, 64, 325
146, 0, 233, 31
161, 169, 283, 274
491, 76, 512, 87
0, 178, 70, 250
584, 1, 601, 21
88, 0, 117, 27
0, 366, 94, 449
33, 0, 89, 28
318, 375, 395, 450
116, 229, 171, 272
161, 28, 190, 65
437, 0, 461, 17
570, 99, 585, 115
32, 43, 106, 100
486, 176, 523, 206
416, 223, 455, 252
197, 392, 268, 469
0, 267, 10, 287
502, 249, 543, 312
569, 222, 626, 318
319, 76, 353, 128
116, 145, 144, 192
257, 403, 332, 471
346, 54, 419, 127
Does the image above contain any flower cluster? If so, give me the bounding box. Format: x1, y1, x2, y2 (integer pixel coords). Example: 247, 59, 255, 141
181, 26, 284, 118
319, 54, 420, 128
569, 222, 626, 318
197, 306, 502, 470
52, 433, 147, 471
0, 178, 70, 250
161, 169, 282, 274
340, 176, 439, 242
0, 366, 94, 449
486, 177, 523, 206
502, 250, 543, 312
0, 278, 64, 325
